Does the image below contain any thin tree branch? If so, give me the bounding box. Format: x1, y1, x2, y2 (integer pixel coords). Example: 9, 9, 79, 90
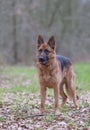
16, 113, 61, 120
48, 0, 64, 27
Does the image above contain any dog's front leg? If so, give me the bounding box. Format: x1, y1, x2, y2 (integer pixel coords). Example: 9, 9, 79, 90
40, 85, 46, 114
54, 86, 60, 115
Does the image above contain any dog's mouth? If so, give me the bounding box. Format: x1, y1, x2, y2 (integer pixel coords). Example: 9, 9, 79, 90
39, 60, 48, 65
39, 57, 48, 65
40, 61, 47, 65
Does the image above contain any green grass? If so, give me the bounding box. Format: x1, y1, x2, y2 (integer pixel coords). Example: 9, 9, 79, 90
0, 63, 90, 96
74, 63, 90, 91
0, 66, 39, 94
0, 117, 6, 122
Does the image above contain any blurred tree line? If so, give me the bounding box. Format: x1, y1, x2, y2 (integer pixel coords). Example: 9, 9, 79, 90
0, 0, 90, 65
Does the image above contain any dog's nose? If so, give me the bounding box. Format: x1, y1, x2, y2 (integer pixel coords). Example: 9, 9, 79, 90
39, 56, 45, 62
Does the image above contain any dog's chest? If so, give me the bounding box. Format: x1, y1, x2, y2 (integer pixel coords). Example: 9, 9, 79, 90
42, 72, 52, 82
39, 67, 61, 87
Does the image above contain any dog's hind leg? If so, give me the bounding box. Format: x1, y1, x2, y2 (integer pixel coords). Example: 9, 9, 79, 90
66, 69, 79, 109
60, 82, 67, 107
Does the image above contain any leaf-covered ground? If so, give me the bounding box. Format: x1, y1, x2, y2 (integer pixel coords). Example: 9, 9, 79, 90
0, 92, 90, 130
0, 65, 90, 130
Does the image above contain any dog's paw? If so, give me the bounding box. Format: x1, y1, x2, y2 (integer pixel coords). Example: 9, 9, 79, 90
55, 109, 60, 115
40, 107, 45, 114
76, 105, 79, 110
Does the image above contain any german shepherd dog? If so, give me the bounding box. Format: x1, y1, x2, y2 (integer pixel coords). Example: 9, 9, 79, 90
36, 35, 79, 115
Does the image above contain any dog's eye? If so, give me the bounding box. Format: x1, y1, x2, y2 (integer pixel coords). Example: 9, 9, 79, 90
44, 49, 50, 54
39, 49, 42, 53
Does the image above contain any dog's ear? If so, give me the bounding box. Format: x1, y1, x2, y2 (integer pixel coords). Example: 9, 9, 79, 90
48, 36, 55, 49
37, 35, 44, 48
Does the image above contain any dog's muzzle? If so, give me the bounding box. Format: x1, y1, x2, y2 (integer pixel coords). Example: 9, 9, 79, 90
39, 55, 48, 65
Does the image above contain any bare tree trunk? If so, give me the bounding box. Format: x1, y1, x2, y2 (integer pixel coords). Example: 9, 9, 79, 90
12, 0, 18, 64
57, 0, 72, 53
48, 0, 63, 27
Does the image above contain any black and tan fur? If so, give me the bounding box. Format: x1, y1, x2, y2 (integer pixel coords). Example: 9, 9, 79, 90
36, 35, 79, 115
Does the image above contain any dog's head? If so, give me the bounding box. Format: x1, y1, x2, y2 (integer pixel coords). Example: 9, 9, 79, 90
37, 35, 56, 65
